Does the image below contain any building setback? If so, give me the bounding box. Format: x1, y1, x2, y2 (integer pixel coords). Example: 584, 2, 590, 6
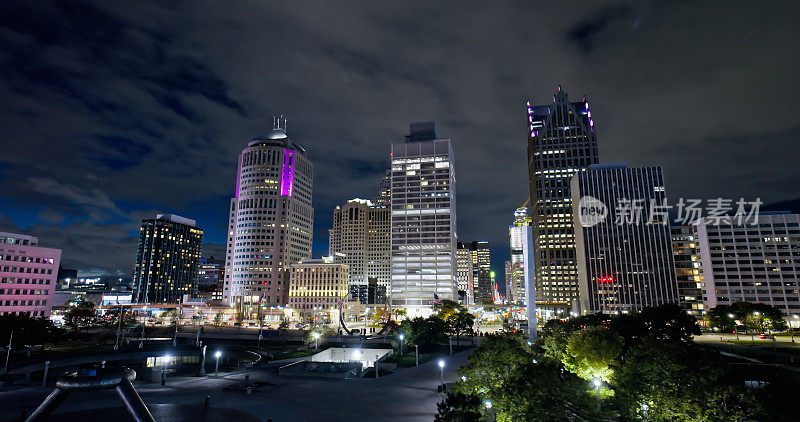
288, 258, 349, 322
571, 165, 678, 314
133, 214, 203, 304
672, 226, 705, 316
390, 122, 458, 312
526, 86, 600, 310
223, 118, 314, 314
329, 198, 390, 303
695, 212, 800, 318
0, 232, 61, 317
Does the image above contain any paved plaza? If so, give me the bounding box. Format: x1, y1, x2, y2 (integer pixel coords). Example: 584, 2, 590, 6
0, 350, 470, 422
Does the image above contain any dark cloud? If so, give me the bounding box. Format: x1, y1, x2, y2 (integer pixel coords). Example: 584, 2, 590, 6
0, 0, 798, 289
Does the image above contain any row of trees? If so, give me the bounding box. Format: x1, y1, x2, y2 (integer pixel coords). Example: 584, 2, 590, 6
706, 301, 788, 333
398, 300, 475, 347
439, 304, 768, 421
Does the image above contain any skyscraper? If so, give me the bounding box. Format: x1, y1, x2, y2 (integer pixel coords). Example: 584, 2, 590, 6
222, 117, 314, 314
526, 85, 599, 310
390, 122, 457, 313
507, 207, 532, 304
0, 232, 61, 317
329, 198, 390, 303
460, 240, 492, 304
571, 165, 678, 313
133, 214, 203, 304
371, 170, 392, 207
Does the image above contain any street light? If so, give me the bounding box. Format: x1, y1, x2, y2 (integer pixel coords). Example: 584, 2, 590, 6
415, 344, 419, 366
438, 359, 445, 392
592, 378, 602, 411
214, 351, 222, 377
312, 332, 321, 350
641, 403, 650, 419
399, 334, 405, 356
162, 354, 172, 386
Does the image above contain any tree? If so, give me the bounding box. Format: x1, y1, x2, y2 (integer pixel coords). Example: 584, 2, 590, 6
0, 314, 63, 348
613, 337, 761, 421
435, 391, 482, 422
708, 302, 788, 333
65, 301, 97, 332
213, 312, 223, 326
435, 299, 465, 320
563, 326, 623, 384
446, 309, 475, 345
399, 316, 448, 347
457, 333, 529, 399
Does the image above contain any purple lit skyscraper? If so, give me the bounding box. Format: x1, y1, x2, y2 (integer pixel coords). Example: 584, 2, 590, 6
526, 86, 600, 312
222, 117, 314, 315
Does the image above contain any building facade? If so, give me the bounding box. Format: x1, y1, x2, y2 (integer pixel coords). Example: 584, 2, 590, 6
507, 207, 533, 304
672, 226, 705, 317
695, 212, 800, 318
0, 232, 61, 317
526, 86, 600, 310
223, 118, 314, 315
571, 165, 678, 314
390, 122, 458, 312
197, 257, 225, 300
329, 198, 390, 303
288, 258, 349, 322
459, 241, 491, 304
456, 243, 475, 305
133, 214, 203, 304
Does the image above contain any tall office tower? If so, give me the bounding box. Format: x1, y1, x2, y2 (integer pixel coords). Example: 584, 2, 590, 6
456, 242, 475, 304
695, 212, 800, 318
0, 232, 61, 317
460, 241, 491, 304
222, 117, 314, 314
133, 214, 203, 304
372, 170, 392, 207
390, 122, 458, 313
571, 165, 678, 313
329, 198, 390, 303
508, 207, 533, 304
526, 86, 599, 310
671, 226, 705, 317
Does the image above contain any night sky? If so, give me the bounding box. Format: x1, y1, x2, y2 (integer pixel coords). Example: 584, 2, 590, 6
1, 1, 799, 289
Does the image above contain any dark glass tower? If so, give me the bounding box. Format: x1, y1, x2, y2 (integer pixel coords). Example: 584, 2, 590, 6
133, 214, 203, 304
526, 86, 599, 310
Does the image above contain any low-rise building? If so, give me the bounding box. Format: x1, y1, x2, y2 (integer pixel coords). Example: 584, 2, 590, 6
288, 258, 349, 323
0, 232, 61, 317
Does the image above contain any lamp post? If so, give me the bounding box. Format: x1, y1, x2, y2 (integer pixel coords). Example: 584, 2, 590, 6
162, 354, 171, 386
592, 378, 601, 411
438, 360, 445, 392
312, 332, 320, 350
398, 334, 405, 356
449, 336, 453, 356
214, 351, 222, 377
3, 330, 13, 375
415, 344, 419, 366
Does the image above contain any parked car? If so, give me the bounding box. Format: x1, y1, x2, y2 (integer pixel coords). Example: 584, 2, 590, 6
758, 334, 775, 340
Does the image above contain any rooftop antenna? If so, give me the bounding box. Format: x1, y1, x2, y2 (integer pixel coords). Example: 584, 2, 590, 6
272, 116, 277, 129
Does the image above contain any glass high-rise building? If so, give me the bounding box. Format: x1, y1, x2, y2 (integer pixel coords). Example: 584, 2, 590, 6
571, 165, 678, 314
526, 85, 599, 310
133, 214, 203, 304
390, 122, 457, 313
222, 118, 314, 313
672, 226, 705, 316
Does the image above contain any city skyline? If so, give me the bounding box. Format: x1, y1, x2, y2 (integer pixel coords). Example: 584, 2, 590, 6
1, 1, 799, 289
